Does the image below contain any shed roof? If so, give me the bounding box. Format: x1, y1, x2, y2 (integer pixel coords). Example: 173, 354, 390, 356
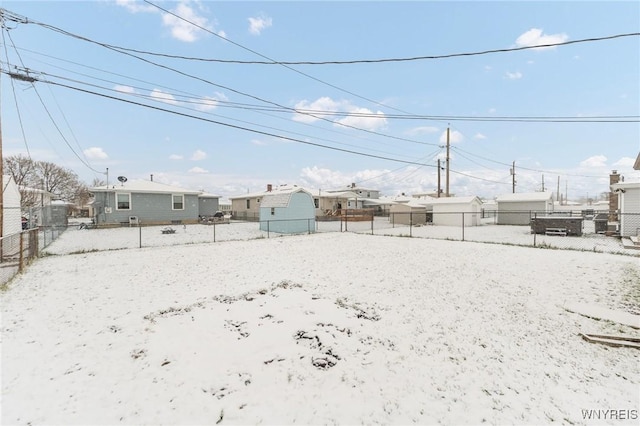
495, 192, 553, 202
90, 179, 201, 195
260, 188, 311, 208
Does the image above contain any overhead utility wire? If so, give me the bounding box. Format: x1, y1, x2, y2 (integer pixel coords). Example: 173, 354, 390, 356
141, 0, 419, 118
42, 24, 639, 65
28, 75, 439, 169
1, 25, 30, 157
13, 15, 439, 149
450, 146, 603, 179
25, 68, 422, 160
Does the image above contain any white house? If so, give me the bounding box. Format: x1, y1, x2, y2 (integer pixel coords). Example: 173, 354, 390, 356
610, 181, 640, 237
495, 192, 554, 225
3, 175, 22, 236
423, 196, 483, 227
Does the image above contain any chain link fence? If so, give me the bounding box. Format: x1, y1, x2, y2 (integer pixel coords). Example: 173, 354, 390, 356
34, 209, 638, 258
0, 205, 69, 287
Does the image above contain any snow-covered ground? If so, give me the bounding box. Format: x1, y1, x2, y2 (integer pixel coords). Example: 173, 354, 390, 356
1, 226, 639, 425
46, 218, 638, 257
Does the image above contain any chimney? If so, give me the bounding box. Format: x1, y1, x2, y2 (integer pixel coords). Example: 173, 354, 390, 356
351, 182, 356, 188
609, 170, 620, 223
150, 174, 154, 182
267, 184, 272, 192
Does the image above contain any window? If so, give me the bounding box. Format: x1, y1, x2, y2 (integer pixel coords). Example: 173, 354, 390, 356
246, 199, 251, 209
271, 208, 275, 216
116, 193, 131, 210
314, 198, 319, 208
172, 194, 184, 210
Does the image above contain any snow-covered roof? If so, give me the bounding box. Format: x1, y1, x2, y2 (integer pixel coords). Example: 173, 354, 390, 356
198, 192, 221, 199
611, 181, 640, 190
260, 188, 311, 208
90, 179, 201, 195
229, 185, 356, 200
422, 196, 482, 205
495, 192, 553, 202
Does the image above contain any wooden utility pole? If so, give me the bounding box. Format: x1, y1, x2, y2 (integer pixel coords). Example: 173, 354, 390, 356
445, 127, 450, 197
541, 174, 545, 192
1, 72, 4, 239
511, 161, 516, 193
437, 159, 441, 198
557, 176, 560, 202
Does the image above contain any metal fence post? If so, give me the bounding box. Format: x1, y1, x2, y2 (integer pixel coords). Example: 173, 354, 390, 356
462, 212, 465, 241
213, 221, 216, 242
308, 219, 311, 235
371, 213, 374, 235
410, 212, 413, 237
533, 212, 537, 247
139, 226, 142, 248
267, 220, 270, 238
18, 232, 24, 273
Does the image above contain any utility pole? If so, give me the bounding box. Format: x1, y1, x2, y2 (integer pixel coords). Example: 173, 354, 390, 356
0, 71, 4, 239
437, 159, 441, 198
445, 126, 450, 197
541, 174, 545, 192
510, 161, 516, 193
557, 176, 560, 202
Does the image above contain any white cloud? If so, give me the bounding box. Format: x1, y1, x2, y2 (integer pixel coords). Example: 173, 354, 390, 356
292, 97, 387, 131
248, 15, 272, 35
488, 108, 497, 114
188, 167, 209, 174
114, 85, 136, 94
438, 130, 464, 144
196, 92, 228, 111
514, 28, 568, 50
251, 139, 267, 146
505, 71, 523, 80
115, 0, 157, 13
191, 150, 207, 161
580, 155, 607, 168
474, 133, 487, 140
405, 126, 439, 136
334, 108, 387, 131
83, 147, 108, 160
150, 89, 179, 105
162, 1, 213, 42
169, 154, 184, 160
292, 97, 343, 123
613, 157, 635, 168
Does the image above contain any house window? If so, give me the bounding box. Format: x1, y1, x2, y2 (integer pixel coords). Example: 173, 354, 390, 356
246, 199, 250, 209
116, 193, 131, 210
172, 194, 184, 210
271, 208, 275, 216
314, 198, 319, 208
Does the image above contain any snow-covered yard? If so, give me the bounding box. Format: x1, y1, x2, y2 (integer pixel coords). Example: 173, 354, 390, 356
1, 227, 639, 425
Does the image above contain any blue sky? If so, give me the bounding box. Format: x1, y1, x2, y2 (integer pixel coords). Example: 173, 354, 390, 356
1, 0, 639, 201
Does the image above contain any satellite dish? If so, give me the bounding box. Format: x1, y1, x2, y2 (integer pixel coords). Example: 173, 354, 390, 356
117, 176, 128, 183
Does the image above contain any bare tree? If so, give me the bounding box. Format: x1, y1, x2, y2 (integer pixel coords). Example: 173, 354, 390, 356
3, 155, 88, 209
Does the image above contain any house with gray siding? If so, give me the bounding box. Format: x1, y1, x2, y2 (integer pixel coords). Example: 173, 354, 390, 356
259, 187, 316, 234
90, 179, 217, 226
198, 193, 221, 218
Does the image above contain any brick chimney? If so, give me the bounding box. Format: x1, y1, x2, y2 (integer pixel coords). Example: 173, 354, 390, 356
609, 170, 620, 222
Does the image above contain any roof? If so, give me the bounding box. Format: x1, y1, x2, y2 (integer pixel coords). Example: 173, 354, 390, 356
423, 196, 483, 205
90, 179, 201, 195
611, 181, 640, 190
229, 184, 357, 200
495, 192, 553, 202
198, 192, 221, 199
260, 187, 311, 208
634, 152, 640, 170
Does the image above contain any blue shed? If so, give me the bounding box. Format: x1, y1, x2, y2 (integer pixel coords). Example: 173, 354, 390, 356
259, 187, 316, 234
